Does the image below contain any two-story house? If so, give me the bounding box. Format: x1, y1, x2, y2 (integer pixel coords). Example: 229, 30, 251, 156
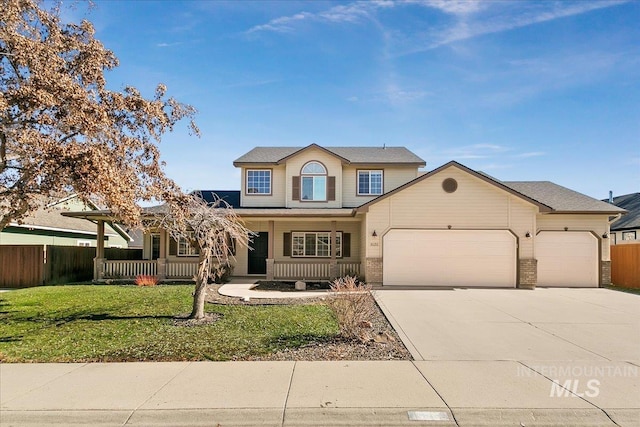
68, 143, 625, 288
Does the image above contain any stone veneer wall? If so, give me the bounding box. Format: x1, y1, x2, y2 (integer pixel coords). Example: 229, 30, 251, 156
600, 260, 611, 286
365, 257, 383, 285
518, 258, 537, 289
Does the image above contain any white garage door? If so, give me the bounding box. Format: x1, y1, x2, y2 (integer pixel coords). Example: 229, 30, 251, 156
383, 230, 517, 287
537, 231, 599, 287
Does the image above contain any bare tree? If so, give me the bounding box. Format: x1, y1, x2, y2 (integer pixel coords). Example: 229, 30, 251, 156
151, 194, 255, 319
0, 0, 198, 230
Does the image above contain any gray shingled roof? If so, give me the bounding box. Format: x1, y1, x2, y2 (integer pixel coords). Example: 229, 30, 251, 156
233, 145, 425, 165
606, 193, 640, 230
503, 181, 626, 213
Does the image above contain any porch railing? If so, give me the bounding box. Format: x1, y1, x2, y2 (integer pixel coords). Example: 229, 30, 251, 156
103, 260, 157, 278
273, 261, 360, 280
337, 262, 361, 277
166, 261, 198, 279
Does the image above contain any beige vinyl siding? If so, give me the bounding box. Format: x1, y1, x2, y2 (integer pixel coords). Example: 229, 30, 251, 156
537, 214, 610, 261
365, 167, 537, 258
342, 166, 418, 207
285, 147, 343, 208
240, 165, 286, 207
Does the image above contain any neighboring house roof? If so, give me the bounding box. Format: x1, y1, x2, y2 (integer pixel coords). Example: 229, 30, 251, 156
195, 190, 241, 208
357, 161, 625, 214
8, 198, 131, 240
233, 143, 426, 166
605, 193, 640, 230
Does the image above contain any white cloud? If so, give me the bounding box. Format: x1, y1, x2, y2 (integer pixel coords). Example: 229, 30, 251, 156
412, 1, 628, 52
156, 42, 184, 48
513, 151, 545, 158
412, 0, 485, 16
246, 1, 394, 34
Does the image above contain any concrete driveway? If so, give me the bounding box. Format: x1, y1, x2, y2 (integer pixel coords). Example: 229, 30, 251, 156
375, 288, 640, 426
375, 288, 640, 363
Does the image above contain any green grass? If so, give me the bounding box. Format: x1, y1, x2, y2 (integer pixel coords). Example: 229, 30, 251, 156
0, 285, 339, 362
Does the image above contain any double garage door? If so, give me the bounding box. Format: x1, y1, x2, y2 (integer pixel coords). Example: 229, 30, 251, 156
382, 229, 599, 287
383, 230, 517, 287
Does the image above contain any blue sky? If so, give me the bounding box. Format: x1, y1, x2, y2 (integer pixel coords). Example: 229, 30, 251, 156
69, 0, 638, 199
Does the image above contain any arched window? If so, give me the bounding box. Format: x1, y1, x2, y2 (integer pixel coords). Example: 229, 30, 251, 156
301, 161, 327, 201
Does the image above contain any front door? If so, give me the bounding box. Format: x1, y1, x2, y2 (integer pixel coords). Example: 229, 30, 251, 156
248, 232, 268, 275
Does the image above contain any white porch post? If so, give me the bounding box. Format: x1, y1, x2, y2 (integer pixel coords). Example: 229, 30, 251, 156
330, 220, 339, 278
157, 230, 167, 280
94, 220, 105, 280
266, 220, 275, 280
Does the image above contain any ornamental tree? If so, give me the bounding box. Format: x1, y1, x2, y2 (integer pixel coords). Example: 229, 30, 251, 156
0, 0, 198, 230
150, 194, 254, 320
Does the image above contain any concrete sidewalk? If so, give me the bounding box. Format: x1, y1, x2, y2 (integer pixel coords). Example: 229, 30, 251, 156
2, 361, 638, 426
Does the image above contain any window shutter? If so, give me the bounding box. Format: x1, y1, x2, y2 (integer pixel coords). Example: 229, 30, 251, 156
283, 232, 292, 256
343, 233, 351, 258
169, 237, 177, 256
328, 176, 336, 201
292, 176, 300, 201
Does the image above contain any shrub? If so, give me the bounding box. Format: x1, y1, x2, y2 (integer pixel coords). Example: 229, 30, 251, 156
326, 275, 377, 342
135, 275, 159, 287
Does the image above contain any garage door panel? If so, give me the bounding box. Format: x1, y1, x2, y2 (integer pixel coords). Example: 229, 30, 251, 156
537, 232, 598, 287
383, 230, 516, 287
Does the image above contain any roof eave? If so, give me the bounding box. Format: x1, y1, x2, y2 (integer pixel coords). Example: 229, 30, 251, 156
540, 210, 628, 215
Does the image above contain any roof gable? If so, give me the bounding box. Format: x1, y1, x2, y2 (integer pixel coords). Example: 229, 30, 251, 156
356, 161, 624, 214
233, 144, 426, 166
357, 161, 553, 212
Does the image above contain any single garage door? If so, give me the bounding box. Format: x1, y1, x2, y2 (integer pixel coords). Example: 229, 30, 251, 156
537, 231, 599, 287
383, 229, 517, 287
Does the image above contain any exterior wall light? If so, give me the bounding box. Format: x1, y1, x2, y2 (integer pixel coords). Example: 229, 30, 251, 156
372, 230, 377, 237
525, 231, 531, 238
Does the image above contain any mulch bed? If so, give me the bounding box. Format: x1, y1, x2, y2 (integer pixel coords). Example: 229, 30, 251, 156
205, 284, 412, 361
252, 280, 331, 292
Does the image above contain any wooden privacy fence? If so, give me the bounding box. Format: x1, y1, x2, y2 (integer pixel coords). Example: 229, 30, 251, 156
611, 243, 640, 288
0, 245, 142, 288
0, 245, 45, 288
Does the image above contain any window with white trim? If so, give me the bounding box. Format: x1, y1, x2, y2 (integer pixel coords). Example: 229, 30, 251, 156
77, 240, 92, 247
357, 170, 383, 195
301, 161, 327, 201
246, 169, 271, 194
178, 233, 199, 256
292, 232, 342, 257
622, 231, 637, 241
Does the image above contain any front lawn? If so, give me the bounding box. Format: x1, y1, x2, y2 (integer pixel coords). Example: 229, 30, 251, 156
0, 285, 339, 362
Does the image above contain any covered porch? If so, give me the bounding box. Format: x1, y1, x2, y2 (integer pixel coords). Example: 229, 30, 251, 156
61, 211, 199, 281
235, 209, 364, 281
63, 208, 365, 282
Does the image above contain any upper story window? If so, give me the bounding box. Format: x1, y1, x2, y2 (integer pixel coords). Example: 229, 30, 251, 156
358, 170, 383, 195
246, 169, 271, 195
301, 161, 327, 201
622, 231, 636, 241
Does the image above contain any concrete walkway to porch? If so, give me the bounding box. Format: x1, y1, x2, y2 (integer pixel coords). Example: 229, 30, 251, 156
218, 279, 331, 299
